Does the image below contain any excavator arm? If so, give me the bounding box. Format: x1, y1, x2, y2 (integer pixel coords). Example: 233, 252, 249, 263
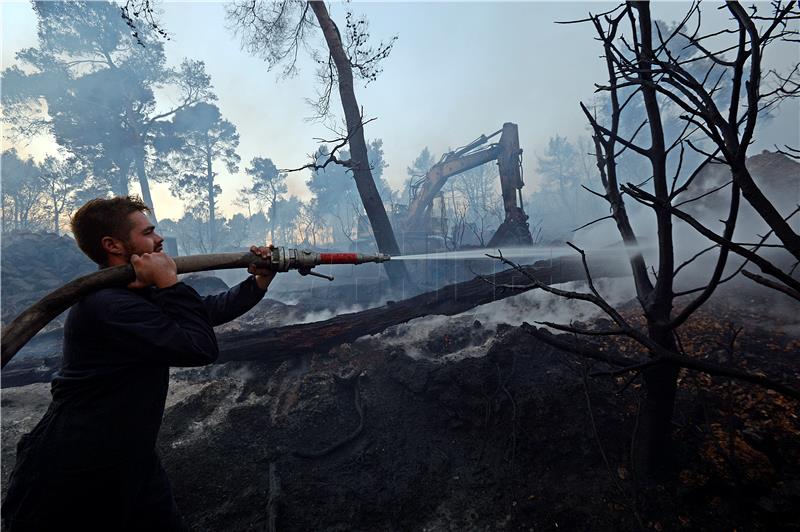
405, 145, 501, 229
488, 122, 532, 247
404, 122, 533, 247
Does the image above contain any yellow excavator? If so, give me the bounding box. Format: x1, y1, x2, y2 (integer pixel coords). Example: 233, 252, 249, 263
399, 122, 533, 251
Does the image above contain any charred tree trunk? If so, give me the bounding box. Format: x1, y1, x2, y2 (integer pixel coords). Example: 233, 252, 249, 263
216, 256, 623, 361
638, 335, 680, 479
631, 1, 679, 479
309, 1, 409, 290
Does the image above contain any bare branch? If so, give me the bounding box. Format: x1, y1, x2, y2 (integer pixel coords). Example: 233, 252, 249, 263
535, 320, 627, 337
675, 179, 732, 208
581, 184, 608, 201
624, 183, 800, 295
282, 115, 377, 173
742, 270, 800, 302
573, 215, 614, 233
775, 144, 800, 160
670, 145, 723, 199
673, 244, 718, 278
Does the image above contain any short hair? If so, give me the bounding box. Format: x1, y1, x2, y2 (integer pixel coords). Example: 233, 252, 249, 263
70, 195, 151, 265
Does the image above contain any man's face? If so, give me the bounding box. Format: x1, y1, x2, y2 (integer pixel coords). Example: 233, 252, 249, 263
122, 210, 163, 259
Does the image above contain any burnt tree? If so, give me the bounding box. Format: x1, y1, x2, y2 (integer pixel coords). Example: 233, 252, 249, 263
122, 0, 409, 285
620, 1, 800, 301
307, 2, 407, 287
227, 0, 409, 289
504, 1, 800, 478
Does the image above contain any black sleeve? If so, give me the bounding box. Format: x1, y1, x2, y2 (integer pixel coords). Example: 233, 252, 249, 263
202, 275, 268, 326
99, 283, 219, 367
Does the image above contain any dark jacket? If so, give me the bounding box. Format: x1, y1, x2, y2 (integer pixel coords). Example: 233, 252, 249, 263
2, 277, 266, 531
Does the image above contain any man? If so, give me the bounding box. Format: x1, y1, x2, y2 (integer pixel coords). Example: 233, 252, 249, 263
2, 196, 275, 531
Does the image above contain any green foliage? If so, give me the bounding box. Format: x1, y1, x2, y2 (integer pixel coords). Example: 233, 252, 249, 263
159, 209, 273, 255
243, 158, 287, 205
272, 195, 303, 245
2, 1, 216, 205
1, 149, 46, 232
241, 157, 287, 242
38, 155, 90, 235
157, 102, 240, 205
1, 149, 101, 235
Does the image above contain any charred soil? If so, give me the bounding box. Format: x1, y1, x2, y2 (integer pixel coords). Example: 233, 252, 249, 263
2, 287, 799, 531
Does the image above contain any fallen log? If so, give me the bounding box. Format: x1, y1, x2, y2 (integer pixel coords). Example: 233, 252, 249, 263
216, 255, 627, 363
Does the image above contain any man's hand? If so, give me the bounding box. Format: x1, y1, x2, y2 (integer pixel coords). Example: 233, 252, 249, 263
128, 252, 178, 289
248, 245, 277, 291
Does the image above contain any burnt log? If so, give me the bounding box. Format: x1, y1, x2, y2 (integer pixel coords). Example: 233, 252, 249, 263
216, 255, 626, 363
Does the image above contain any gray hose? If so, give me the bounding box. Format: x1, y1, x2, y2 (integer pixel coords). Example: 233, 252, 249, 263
1, 252, 259, 368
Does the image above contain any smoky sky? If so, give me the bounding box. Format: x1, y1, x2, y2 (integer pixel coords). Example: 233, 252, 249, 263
2, 1, 798, 222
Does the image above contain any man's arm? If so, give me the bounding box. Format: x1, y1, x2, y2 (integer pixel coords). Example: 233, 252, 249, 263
96, 285, 219, 367
100, 248, 218, 367
201, 245, 277, 326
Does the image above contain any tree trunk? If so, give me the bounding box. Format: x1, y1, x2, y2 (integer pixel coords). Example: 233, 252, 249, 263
134, 148, 158, 224
631, 1, 679, 480
206, 141, 216, 251
113, 169, 128, 196
112, 150, 132, 197
636, 326, 679, 480
309, 1, 409, 290
53, 204, 60, 235
270, 197, 277, 244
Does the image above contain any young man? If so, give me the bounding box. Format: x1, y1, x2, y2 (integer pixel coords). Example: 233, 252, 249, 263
2, 196, 275, 531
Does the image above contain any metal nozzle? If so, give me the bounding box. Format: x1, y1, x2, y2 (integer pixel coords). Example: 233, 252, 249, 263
254, 247, 391, 271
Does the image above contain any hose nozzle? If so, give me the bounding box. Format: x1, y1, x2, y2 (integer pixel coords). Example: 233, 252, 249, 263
253, 247, 391, 281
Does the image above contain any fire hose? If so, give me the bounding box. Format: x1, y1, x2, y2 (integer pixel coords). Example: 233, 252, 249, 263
0, 247, 390, 369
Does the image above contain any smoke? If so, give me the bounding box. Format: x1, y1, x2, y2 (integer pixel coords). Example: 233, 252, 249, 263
569, 153, 799, 303
367, 314, 494, 363
360, 277, 636, 363
473, 277, 635, 328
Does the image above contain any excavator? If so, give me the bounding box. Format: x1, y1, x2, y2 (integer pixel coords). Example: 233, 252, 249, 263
398, 122, 533, 252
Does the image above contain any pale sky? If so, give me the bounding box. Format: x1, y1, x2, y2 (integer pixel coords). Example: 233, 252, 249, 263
2, 1, 798, 221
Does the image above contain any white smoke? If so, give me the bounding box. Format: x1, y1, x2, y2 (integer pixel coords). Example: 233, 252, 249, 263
360, 277, 636, 363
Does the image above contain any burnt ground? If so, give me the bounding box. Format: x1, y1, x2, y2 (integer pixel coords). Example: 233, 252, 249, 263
2, 285, 799, 531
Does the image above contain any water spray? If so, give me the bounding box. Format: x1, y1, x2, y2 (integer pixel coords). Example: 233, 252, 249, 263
261, 247, 391, 281
390, 244, 651, 262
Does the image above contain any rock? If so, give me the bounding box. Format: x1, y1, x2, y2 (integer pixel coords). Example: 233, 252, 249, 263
1, 232, 95, 324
